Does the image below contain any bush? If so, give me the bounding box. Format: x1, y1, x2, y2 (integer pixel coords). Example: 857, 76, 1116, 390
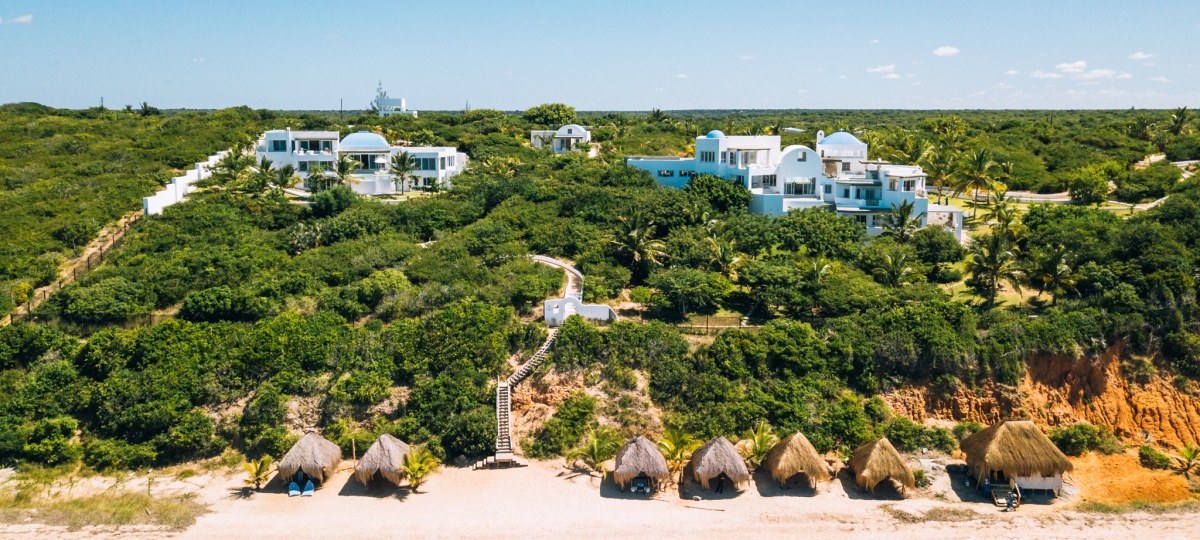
522, 103, 576, 126
1049, 423, 1123, 456
84, 438, 158, 470
524, 392, 596, 458
1138, 445, 1172, 470
310, 185, 358, 217
952, 421, 984, 442
684, 174, 751, 213
880, 417, 956, 453
54, 277, 153, 324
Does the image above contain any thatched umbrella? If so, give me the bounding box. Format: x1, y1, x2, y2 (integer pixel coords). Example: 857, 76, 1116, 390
353, 434, 411, 486
960, 420, 1072, 484
613, 436, 669, 490
690, 437, 750, 490
850, 437, 915, 493
278, 432, 342, 484
764, 431, 830, 488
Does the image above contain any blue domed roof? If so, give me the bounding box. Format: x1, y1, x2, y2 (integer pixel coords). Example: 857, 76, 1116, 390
339, 131, 390, 152
705, 130, 726, 138
819, 130, 863, 145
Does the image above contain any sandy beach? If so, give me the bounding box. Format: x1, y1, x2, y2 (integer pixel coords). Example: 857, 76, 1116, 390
5, 457, 1198, 540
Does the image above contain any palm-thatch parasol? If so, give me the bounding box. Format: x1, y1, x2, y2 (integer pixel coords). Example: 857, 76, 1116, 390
960, 419, 1072, 483
278, 432, 342, 484
353, 434, 411, 486
850, 437, 915, 493
690, 437, 751, 490
764, 431, 830, 488
613, 436, 669, 489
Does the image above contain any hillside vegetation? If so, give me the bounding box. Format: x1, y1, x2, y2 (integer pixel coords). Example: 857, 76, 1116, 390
1, 103, 1199, 471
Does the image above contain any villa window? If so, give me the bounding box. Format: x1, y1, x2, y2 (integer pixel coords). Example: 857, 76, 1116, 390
824, 184, 832, 194
680, 170, 697, 178
843, 188, 850, 198
440, 157, 446, 170
658, 170, 675, 177
448, 155, 456, 167
855, 215, 867, 224
841, 162, 850, 172
721, 151, 727, 164
904, 179, 916, 191
798, 151, 807, 162
322, 140, 332, 152
699, 151, 715, 163
567, 128, 573, 134
270, 140, 287, 152
784, 177, 815, 196
420, 157, 436, 170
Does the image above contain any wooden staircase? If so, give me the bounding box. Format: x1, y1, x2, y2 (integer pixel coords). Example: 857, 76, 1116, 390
474, 328, 558, 469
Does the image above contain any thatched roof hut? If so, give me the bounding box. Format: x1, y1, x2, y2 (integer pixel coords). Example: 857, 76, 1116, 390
613, 436, 669, 489
353, 434, 411, 486
960, 420, 1072, 487
850, 438, 915, 493
764, 431, 830, 488
278, 433, 342, 484
690, 437, 750, 490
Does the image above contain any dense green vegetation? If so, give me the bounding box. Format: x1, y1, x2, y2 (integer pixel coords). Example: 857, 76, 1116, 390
1, 103, 1198, 470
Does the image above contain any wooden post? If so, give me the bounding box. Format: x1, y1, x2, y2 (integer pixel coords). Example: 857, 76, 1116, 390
352, 439, 357, 464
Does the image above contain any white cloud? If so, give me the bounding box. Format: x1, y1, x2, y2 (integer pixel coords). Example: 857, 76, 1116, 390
797, 89, 808, 93
9, 14, 32, 24
737, 55, 754, 60
1074, 69, 1132, 80
1116, 73, 1132, 79
1150, 76, 1172, 83
838, 75, 846, 80
1005, 70, 1019, 75
882, 73, 901, 79
324, 33, 338, 39
192, 57, 206, 63
866, 64, 895, 73
1056, 60, 1087, 73
868, 39, 879, 44
933, 46, 960, 57
912, 82, 922, 86
675, 73, 687, 79
1031, 71, 1063, 79
1130, 52, 1153, 60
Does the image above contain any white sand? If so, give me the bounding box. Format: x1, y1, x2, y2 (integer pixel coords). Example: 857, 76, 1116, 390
6, 460, 1200, 539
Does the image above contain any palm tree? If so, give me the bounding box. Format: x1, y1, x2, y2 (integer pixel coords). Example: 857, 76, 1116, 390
880, 200, 926, 244
706, 236, 744, 281
736, 421, 779, 471
566, 427, 623, 477
871, 245, 919, 288
242, 455, 273, 491
657, 427, 702, 485
1168, 107, 1192, 136
648, 108, 669, 124
1025, 245, 1076, 305
965, 233, 1023, 306
885, 135, 931, 166
920, 149, 957, 204
802, 254, 833, 285
982, 190, 1023, 242
334, 154, 362, 186
401, 445, 441, 493
272, 164, 300, 191
953, 149, 1001, 218
608, 209, 667, 275
305, 164, 335, 192
390, 151, 418, 193
1180, 443, 1199, 479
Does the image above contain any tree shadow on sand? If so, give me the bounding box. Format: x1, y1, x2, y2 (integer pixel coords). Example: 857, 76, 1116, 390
337, 475, 409, 500
752, 469, 819, 498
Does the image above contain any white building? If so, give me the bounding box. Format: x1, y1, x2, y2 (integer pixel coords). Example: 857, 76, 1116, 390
625, 130, 964, 241
530, 124, 592, 154
255, 129, 467, 196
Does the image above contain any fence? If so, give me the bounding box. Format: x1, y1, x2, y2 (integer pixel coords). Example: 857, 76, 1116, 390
3, 219, 136, 327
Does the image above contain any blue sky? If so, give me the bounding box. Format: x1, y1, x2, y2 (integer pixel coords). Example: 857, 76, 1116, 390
1, 0, 1197, 110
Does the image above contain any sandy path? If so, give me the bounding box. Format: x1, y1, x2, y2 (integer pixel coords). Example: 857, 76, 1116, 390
164, 461, 1200, 540
3, 210, 142, 326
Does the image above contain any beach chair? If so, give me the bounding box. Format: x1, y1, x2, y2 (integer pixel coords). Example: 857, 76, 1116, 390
288, 481, 300, 497
301, 480, 315, 497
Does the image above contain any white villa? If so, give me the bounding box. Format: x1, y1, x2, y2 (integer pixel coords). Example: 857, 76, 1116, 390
530, 124, 592, 154
255, 129, 467, 195
625, 130, 964, 241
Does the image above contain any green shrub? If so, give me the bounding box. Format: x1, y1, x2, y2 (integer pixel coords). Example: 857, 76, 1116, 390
84, 439, 158, 470
524, 392, 596, 458
1049, 423, 1123, 456
310, 185, 358, 216
1138, 445, 1172, 470
880, 417, 956, 453
54, 277, 152, 324
952, 421, 984, 442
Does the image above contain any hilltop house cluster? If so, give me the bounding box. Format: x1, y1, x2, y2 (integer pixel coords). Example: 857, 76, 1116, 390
625, 130, 964, 241
254, 129, 467, 196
